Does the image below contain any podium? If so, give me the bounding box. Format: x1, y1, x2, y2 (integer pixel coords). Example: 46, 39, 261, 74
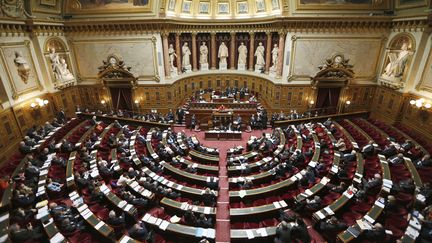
212, 109, 233, 129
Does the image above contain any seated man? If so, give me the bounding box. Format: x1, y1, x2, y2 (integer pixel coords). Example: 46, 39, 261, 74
107, 210, 125, 227
10, 223, 44, 242
361, 140, 375, 157
382, 144, 398, 158
19, 141, 32, 154
128, 223, 148, 240
388, 153, 404, 165
61, 139, 74, 153
362, 173, 382, 193
416, 155, 432, 168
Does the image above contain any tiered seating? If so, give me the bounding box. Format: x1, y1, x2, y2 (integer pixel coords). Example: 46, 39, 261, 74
2, 114, 432, 243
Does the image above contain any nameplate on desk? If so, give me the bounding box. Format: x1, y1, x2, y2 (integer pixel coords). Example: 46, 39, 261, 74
246, 229, 255, 239
50, 232, 65, 243
95, 221, 105, 230
256, 228, 268, 237
239, 190, 247, 198
315, 211, 326, 220
273, 201, 282, 209
364, 214, 375, 224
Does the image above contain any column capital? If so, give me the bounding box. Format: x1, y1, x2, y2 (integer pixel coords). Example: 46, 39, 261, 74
161, 32, 169, 38
249, 32, 255, 37
266, 31, 272, 36
278, 30, 287, 37
191, 32, 198, 37
175, 32, 181, 37
230, 32, 236, 37
210, 32, 217, 36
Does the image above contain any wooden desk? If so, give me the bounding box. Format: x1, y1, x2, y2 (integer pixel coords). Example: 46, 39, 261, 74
160, 161, 218, 184
99, 184, 137, 217
141, 213, 216, 240
138, 165, 218, 198
160, 197, 216, 215
189, 150, 219, 165
204, 130, 242, 141
0, 212, 9, 242
179, 157, 219, 174
69, 192, 115, 240
404, 157, 423, 188
76, 112, 171, 130
231, 226, 277, 240
230, 199, 288, 217
274, 111, 369, 127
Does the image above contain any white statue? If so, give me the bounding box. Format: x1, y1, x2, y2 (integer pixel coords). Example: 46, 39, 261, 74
254, 42, 265, 68
49, 47, 74, 81
14, 51, 30, 84
168, 44, 177, 71
182, 42, 191, 67
218, 42, 229, 64
271, 44, 279, 68
57, 58, 74, 81
49, 47, 60, 66
383, 42, 411, 79
238, 42, 247, 65
199, 42, 208, 64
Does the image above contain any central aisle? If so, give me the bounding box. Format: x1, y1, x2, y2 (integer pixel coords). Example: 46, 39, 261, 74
174, 127, 273, 242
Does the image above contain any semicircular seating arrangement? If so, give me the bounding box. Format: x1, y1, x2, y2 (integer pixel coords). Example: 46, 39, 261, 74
1, 114, 431, 243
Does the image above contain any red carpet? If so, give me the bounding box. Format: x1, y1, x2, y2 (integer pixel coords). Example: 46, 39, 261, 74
175, 127, 273, 242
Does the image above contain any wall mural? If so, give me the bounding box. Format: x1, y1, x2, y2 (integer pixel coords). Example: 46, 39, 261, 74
0, 41, 42, 99
416, 45, 432, 92
297, 0, 389, 9
289, 37, 383, 81
67, 0, 152, 13
396, 0, 427, 9
71, 38, 158, 81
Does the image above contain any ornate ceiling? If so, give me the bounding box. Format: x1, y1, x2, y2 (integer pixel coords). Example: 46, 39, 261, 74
165, 0, 282, 20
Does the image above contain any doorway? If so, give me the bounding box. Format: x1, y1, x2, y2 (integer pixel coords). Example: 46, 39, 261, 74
110, 87, 133, 111
315, 87, 341, 115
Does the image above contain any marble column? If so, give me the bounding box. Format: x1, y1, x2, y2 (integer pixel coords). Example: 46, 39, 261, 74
265, 32, 272, 74
210, 32, 217, 70
248, 32, 255, 71
175, 33, 182, 74
230, 32, 236, 70
276, 31, 286, 78
191, 32, 198, 71
162, 32, 171, 78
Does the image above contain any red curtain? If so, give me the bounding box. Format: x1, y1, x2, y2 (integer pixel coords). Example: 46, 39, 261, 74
110, 87, 132, 111
315, 88, 341, 114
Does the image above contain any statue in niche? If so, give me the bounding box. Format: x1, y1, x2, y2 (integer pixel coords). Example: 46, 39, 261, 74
238, 42, 247, 65
57, 58, 74, 81
382, 42, 411, 79
14, 51, 30, 84
199, 42, 208, 65
271, 44, 279, 69
49, 47, 74, 81
218, 42, 229, 64
168, 44, 177, 71
254, 42, 265, 70
182, 42, 191, 67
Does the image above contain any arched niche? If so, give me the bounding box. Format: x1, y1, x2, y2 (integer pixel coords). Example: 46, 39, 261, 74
44, 37, 76, 89
379, 33, 416, 90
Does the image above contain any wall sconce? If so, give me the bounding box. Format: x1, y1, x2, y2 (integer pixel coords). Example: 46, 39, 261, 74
308, 100, 315, 109
134, 99, 140, 107
345, 100, 351, 106
30, 98, 49, 109
410, 98, 431, 110
101, 100, 106, 106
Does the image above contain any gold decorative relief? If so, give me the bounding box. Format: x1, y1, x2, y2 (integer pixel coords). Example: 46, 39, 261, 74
0, 41, 42, 99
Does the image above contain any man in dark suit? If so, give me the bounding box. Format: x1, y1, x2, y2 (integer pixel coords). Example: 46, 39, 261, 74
19, 141, 32, 154
361, 140, 375, 157
388, 153, 404, 165
10, 223, 44, 242
129, 223, 148, 240
416, 155, 431, 168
